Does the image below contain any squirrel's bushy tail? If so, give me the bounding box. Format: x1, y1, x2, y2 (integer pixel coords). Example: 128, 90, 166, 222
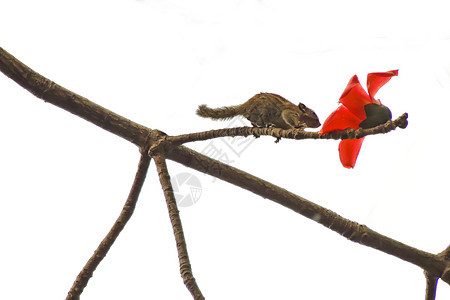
196, 104, 241, 120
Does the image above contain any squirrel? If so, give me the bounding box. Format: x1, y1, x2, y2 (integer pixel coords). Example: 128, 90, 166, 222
196, 92, 321, 130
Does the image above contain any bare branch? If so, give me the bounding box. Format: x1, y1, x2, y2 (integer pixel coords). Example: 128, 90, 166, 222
438, 245, 450, 286
66, 153, 151, 300
424, 271, 438, 300
152, 153, 205, 300
166, 145, 450, 285
0, 46, 150, 147
424, 244, 448, 300
168, 113, 408, 145
1, 46, 448, 298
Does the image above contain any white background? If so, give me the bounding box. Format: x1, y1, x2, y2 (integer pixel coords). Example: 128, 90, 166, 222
1, 1, 449, 299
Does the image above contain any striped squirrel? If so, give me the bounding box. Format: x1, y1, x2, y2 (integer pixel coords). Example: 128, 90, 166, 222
196, 92, 321, 130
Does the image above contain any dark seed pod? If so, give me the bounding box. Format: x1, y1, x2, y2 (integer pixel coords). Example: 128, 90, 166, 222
359, 103, 392, 129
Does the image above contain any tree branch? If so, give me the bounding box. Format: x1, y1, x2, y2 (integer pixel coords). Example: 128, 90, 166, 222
1, 45, 448, 299
66, 153, 151, 300
152, 153, 205, 300
424, 271, 439, 300
424, 244, 449, 300
438, 245, 450, 284
0, 46, 150, 147
166, 145, 450, 285
168, 113, 408, 145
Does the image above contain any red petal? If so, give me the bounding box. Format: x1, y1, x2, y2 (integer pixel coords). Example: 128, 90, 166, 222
367, 70, 398, 99
319, 105, 362, 135
339, 138, 365, 168
339, 75, 372, 121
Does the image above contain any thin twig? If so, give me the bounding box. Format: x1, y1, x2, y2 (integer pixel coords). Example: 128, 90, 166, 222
66, 153, 151, 300
166, 145, 450, 285
168, 113, 408, 145
152, 153, 205, 300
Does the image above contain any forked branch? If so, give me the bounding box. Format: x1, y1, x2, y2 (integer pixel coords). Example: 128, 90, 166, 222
424, 245, 450, 300
1, 46, 448, 300
424, 272, 439, 300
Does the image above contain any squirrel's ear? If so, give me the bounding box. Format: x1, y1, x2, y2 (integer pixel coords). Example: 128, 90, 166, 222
298, 103, 306, 112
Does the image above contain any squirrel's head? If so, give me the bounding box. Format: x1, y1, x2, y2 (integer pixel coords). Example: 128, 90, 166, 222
297, 103, 321, 128
282, 103, 321, 129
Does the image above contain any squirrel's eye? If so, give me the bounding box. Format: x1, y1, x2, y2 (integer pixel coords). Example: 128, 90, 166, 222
298, 103, 306, 112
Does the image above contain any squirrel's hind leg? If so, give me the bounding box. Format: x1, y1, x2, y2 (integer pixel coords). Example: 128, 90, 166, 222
250, 122, 261, 138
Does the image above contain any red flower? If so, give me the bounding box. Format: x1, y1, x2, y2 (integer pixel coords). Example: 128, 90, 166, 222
319, 70, 398, 168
